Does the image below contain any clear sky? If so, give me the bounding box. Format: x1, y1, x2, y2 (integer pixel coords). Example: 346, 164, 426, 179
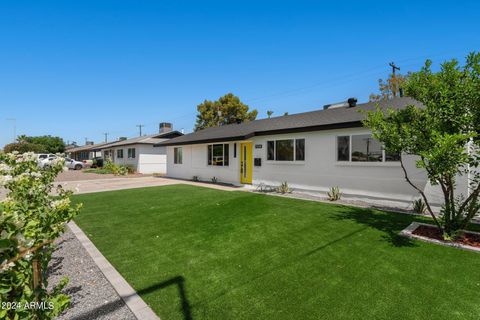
1, 0, 479, 147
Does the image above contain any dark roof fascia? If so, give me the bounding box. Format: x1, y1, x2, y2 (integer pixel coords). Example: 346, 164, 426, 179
157, 135, 248, 147
156, 121, 363, 147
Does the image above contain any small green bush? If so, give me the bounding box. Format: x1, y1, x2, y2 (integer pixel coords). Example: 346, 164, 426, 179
211, 177, 218, 184
327, 186, 342, 201
412, 198, 427, 214
276, 181, 292, 194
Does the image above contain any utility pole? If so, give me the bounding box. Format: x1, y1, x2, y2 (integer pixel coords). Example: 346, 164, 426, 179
136, 124, 144, 136
84, 137, 88, 145
6, 118, 16, 142
389, 62, 400, 76
103, 132, 109, 143
389, 62, 401, 97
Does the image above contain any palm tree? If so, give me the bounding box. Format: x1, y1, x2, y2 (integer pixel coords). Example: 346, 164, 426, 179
267, 110, 274, 118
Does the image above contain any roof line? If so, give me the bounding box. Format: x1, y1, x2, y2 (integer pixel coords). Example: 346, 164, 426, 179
157, 121, 362, 146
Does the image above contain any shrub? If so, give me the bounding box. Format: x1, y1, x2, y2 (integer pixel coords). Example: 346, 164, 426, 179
276, 181, 292, 194
413, 198, 427, 214
104, 160, 128, 176
211, 177, 218, 184
192, 176, 199, 182
327, 186, 342, 201
0, 152, 81, 319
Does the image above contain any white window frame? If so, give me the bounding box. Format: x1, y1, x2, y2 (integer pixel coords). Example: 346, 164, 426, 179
174, 147, 183, 164
335, 134, 400, 164
207, 143, 229, 166
127, 148, 136, 159
266, 138, 305, 162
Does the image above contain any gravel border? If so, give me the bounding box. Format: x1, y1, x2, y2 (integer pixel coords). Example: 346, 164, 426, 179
48, 228, 137, 320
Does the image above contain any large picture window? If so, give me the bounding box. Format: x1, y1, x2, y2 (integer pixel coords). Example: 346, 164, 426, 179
174, 147, 182, 164
337, 134, 400, 163
208, 144, 229, 166
267, 138, 305, 161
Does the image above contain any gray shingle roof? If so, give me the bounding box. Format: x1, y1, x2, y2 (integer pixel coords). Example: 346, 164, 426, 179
156, 97, 422, 146
101, 131, 183, 148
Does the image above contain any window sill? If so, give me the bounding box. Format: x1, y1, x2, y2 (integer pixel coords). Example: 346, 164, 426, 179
265, 161, 305, 165
335, 161, 401, 167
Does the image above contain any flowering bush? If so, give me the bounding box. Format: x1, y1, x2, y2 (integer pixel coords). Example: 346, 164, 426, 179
0, 152, 81, 319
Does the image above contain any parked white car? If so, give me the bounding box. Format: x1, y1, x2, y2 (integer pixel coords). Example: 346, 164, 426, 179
64, 158, 85, 170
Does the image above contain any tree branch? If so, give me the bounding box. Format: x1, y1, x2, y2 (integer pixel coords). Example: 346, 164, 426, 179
400, 157, 443, 230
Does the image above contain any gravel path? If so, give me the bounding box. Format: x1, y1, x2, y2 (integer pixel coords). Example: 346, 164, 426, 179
48, 228, 136, 320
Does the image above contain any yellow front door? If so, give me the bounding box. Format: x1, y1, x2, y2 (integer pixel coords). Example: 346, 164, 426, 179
240, 142, 252, 184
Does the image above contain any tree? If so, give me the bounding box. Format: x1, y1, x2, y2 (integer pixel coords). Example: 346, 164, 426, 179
369, 73, 407, 102
364, 53, 480, 239
194, 93, 258, 131
3, 142, 45, 154
267, 110, 274, 118
16, 135, 65, 153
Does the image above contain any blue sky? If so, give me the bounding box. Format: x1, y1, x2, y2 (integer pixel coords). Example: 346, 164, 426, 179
0, 1, 479, 147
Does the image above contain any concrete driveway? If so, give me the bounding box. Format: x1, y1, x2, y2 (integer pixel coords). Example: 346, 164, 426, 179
0, 175, 239, 201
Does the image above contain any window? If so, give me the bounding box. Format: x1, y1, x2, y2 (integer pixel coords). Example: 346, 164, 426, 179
337, 136, 350, 161
267, 141, 275, 160
337, 134, 400, 163
351, 134, 382, 162
117, 149, 124, 159
207, 144, 229, 166
174, 147, 182, 164
128, 148, 136, 159
266, 139, 305, 161
295, 139, 305, 161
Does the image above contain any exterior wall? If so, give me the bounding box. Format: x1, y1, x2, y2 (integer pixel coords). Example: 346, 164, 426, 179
249, 128, 431, 203
166, 127, 474, 205
166, 142, 241, 184
103, 144, 167, 174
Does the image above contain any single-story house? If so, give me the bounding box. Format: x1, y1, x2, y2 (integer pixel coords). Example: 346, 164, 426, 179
100, 126, 183, 174
67, 142, 110, 161
156, 97, 470, 206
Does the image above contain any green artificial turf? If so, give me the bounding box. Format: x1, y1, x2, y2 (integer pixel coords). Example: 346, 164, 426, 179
73, 185, 480, 320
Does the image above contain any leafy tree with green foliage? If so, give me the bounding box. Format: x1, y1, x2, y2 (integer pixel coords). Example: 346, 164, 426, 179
369, 73, 407, 102
16, 135, 65, 154
364, 53, 480, 239
267, 110, 274, 118
3, 142, 45, 154
194, 93, 258, 131
0, 152, 81, 319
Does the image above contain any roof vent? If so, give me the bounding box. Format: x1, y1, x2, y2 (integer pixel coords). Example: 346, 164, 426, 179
347, 97, 357, 108
323, 97, 358, 110
159, 122, 173, 133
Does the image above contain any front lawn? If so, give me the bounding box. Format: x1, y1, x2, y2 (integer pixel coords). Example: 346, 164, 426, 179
73, 185, 480, 320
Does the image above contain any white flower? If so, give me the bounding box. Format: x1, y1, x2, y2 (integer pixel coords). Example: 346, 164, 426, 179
0, 163, 12, 173
0, 175, 13, 186
50, 198, 70, 209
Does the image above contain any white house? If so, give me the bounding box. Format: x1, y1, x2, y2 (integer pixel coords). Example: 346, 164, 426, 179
101, 124, 182, 174
156, 97, 470, 207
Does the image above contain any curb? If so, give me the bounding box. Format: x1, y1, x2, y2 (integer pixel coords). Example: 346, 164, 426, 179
400, 222, 480, 253
68, 221, 160, 320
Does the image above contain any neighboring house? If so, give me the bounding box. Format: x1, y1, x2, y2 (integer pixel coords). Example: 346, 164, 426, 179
101, 125, 183, 174
156, 97, 469, 205
67, 142, 110, 161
